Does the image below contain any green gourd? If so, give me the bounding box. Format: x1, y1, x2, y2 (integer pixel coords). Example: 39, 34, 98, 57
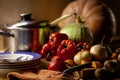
60, 17, 93, 44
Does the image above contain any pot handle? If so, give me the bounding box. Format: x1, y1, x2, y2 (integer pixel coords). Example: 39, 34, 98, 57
0, 30, 14, 37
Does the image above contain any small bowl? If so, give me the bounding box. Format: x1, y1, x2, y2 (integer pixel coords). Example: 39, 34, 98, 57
0, 52, 41, 78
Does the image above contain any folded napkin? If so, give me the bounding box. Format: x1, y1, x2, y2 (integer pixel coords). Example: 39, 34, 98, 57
7, 69, 76, 80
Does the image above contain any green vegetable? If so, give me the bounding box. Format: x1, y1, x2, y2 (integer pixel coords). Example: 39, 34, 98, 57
39, 27, 50, 47
60, 22, 93, 44
38, 21, 51, 47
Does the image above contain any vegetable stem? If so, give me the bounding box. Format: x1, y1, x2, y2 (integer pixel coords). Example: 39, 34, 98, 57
50, 13, 75, 26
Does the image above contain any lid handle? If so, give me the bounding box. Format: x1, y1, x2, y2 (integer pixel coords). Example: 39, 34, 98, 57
20, 13, 32, 21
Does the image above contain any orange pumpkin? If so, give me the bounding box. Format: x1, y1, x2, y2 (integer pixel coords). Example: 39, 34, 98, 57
58, 0, 116, 44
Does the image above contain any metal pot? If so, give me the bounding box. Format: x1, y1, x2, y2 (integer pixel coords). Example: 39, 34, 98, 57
0, 13, 39, 52
0, 13, 60, 52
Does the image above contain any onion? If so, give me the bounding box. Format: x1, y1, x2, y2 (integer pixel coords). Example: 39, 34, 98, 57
90, 44, 108, 61
74, 50, 92, 65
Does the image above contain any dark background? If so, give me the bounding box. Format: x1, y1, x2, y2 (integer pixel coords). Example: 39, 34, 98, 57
101, 0, 120, 37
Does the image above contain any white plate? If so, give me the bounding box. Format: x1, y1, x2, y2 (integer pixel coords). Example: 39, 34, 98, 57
0, 52, 41, 64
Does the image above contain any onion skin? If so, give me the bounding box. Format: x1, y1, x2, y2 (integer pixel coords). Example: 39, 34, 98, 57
90, 44, 108, 61
74, 50, 92, 65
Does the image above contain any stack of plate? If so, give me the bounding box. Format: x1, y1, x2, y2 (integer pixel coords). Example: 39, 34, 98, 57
0, 51, 41, 78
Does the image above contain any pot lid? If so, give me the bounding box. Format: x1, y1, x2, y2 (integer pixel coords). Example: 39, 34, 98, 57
1, 13, 39, 30
7, 21, 37, 30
